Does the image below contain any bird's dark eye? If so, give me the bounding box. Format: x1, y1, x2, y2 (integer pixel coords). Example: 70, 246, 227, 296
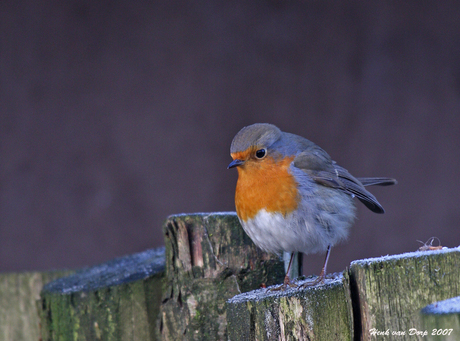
255, 149, 266, 159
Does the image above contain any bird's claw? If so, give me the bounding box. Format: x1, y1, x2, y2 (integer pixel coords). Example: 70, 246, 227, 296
268, 276, 298, 291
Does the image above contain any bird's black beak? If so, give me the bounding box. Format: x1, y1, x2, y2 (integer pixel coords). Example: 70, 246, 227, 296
227, 159, 244, 169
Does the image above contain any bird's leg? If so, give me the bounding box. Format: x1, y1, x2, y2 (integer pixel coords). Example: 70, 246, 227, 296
270, 252, 298, 291
301, 245, 331, 287
283, 252, 298, 287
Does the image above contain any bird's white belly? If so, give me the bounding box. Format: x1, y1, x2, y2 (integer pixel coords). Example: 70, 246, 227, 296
239, 191, 354, 257
240, 209, 327, 255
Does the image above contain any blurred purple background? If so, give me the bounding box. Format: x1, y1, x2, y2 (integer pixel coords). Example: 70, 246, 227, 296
1, 1, 459, 275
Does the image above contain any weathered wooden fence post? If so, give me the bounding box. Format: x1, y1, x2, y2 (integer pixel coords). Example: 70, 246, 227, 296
227, 274, 353, 341
159, 213, 285, 340
348, 247, 460, 340
39, 248, 165, 340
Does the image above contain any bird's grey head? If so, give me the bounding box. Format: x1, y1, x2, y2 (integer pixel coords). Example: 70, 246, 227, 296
230, 123, 282, 153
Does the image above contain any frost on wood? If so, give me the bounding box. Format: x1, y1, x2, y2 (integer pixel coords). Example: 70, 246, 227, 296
39, 248, 165, 341
227, 273, 353, 341
160, 213, 284, 341
347, 246, 460, 340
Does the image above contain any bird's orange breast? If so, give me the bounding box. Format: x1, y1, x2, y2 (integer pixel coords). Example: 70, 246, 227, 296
234, 155, 299, 222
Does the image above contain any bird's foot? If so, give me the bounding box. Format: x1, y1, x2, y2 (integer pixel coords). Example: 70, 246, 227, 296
268, 275, 298, 291
299, 273, 325, 288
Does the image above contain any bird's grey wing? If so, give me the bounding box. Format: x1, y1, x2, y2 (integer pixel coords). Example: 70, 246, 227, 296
293, 150, 386, 213
356, 177, 397, 187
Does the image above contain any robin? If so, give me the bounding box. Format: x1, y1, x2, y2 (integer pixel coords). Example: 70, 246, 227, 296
228, 123, 396, 288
